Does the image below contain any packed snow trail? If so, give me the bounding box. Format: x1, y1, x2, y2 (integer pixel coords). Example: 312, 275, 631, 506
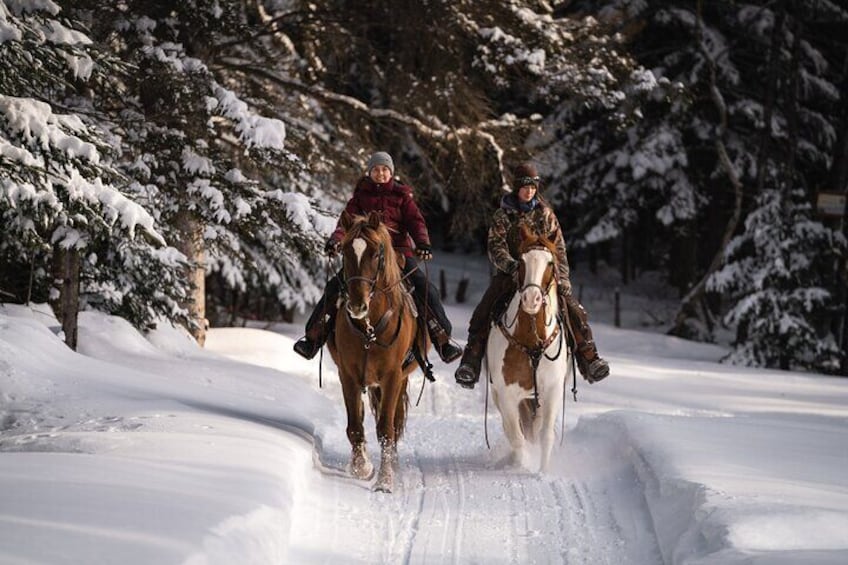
287, 364, 662, 565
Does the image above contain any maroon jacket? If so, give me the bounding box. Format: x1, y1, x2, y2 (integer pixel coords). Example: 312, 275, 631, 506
330, 177, 430, 257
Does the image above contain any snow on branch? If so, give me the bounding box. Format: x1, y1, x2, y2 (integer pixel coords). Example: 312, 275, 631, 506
227, 62, 510, 185
210, 85, 286, 149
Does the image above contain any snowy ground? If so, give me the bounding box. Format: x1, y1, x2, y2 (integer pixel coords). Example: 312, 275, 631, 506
1, 252, 847, 564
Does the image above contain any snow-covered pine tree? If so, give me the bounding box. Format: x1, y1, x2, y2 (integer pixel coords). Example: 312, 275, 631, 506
527, 64, 692, 286
67, 0, 337, 342
0, 0, 168, 348
707, 188, 845, 371
573, 0, 847, 361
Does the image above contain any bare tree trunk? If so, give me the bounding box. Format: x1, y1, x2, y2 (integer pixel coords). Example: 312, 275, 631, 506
175, 209, 207, 346
784, 14, 802, 194
669, 3, 744, 338
754, 0, 786, 195
51, 245, 81, 350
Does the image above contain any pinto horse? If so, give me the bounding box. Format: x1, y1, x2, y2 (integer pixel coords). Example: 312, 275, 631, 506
326, 210, 426, 492
487, 225, 571, 472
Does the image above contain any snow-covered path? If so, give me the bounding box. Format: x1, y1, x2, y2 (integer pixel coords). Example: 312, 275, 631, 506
287, 359, 662, 565
3, 256, 847, 564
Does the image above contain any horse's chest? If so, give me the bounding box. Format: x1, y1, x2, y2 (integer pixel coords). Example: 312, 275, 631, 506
501, 345, 535, 389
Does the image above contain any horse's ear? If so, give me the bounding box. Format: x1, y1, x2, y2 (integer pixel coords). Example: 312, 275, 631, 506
367, 210, 382, 228
340, 210, 354, 230
519, 224, 533, 242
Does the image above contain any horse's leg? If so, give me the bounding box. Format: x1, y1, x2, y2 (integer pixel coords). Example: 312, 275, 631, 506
538, 378, 564, 473
537, 355, 568, 473
341, 376, 372, 480
499, 388, 527, 468
373, 373, 402, 493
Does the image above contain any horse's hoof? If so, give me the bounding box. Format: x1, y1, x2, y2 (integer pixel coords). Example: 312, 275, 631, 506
372, 477, 393, 493
350, 459, 374, 480
351, 464, 373, 481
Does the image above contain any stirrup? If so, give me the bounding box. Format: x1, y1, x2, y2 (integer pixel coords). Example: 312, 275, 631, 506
293, 337, 320, 360
436, 341, 462, 363
454, 363, 479, 389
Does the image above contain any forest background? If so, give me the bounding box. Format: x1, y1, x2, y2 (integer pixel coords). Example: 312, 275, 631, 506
1, 0, 846, 375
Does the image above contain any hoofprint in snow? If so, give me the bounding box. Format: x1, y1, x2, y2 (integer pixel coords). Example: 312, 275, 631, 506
0, 255, 847, 564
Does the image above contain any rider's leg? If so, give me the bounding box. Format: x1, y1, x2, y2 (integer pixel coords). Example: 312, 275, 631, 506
455, 272, 515, 388
561, 292, 609, 383
293, 271, 342, 359
404, 258, 462, 363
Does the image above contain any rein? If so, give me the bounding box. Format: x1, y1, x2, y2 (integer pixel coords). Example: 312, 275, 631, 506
318, 255, 342, 389
496, 313, 564, 412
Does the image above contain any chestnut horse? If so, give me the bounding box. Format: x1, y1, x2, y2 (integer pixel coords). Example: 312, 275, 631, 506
487, 225, 571, 472
326, 210, 425, 492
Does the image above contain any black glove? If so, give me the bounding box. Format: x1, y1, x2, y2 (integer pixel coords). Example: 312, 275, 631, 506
416, 245, 433, 261
324, 239, 340, 256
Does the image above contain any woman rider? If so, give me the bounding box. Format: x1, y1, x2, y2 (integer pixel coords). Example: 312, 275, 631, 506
454, 162, 610, 388
294, 151, 462, 364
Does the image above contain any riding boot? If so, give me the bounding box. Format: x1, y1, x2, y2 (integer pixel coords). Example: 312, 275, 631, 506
454, 329, 486, 389
404, 258, 461, 363
561, 293, 609, 383
294, 278, 341, 359
455, 272, 515, 389
427, 318, 463, 363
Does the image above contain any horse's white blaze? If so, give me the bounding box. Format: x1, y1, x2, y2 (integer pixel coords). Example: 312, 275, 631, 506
519, 248, 551, 314
346, 237, 370, 319
352, 238, 367, 265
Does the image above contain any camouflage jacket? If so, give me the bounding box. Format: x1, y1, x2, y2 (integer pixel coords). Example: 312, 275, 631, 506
488, 194, 572, 295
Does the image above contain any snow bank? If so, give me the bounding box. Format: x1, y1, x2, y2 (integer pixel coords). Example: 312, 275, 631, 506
581, 410, 848, 564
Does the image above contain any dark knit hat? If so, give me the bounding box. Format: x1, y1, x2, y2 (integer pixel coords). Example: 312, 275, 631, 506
367, 151, 394, 174
513, 162, 540, 189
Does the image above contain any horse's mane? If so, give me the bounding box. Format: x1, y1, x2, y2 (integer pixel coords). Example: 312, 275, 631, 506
342, 215, 403, 291
519, 228, 558, 258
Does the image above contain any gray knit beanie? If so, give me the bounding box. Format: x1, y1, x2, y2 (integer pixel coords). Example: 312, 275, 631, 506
367, 151, 394, 174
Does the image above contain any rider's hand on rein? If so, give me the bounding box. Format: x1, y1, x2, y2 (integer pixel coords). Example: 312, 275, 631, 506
416, 245, 433, 261
324, 239, 341, 257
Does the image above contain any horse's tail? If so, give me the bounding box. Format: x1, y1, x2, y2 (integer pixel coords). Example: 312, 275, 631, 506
368, 387, 380, 421
367, 380, 410, 441
519, 398, 536, 443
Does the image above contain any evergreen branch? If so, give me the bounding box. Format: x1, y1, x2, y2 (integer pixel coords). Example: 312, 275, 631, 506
671, 0, 745, 336
220, 60, 511, 188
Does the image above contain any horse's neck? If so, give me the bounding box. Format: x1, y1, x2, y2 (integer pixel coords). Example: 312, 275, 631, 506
370, 276, 402, 318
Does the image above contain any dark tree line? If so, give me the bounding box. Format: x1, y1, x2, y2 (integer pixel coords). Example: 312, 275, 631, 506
1, 0, 845, 373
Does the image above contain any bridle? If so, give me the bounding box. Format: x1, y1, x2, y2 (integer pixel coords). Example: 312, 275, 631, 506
339, 240, 404, 351
518, 247, 557, 322
496, 245, 565, 410
341, 241, 386, 300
